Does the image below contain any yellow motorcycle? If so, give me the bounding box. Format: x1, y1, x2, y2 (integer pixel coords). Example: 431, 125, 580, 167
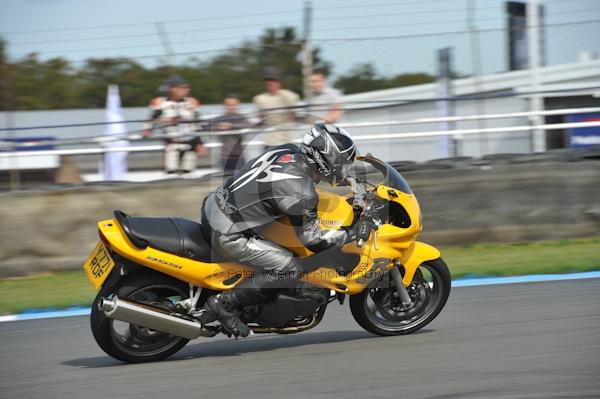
83, 154, 451, 363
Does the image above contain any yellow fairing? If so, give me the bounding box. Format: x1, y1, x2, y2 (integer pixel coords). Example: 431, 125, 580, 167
263, 185, 431, 293
316, 189, 354, 229
98, 219, 255, 291
98, 184, 440, 294
265, 220, 410, 294
400, 241, 441, 287
376, 185, 422, 236
262, 189, 353, 257
373, 185, 441, 286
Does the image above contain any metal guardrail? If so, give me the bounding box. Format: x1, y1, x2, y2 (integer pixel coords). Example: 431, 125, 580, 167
340, 107, 600, 128
2, 120, 600, 158
1, 107, 599, 158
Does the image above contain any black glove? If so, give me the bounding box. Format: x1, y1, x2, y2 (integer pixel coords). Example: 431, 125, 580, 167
346, 218, 372, 244
338, 177, 351, 187
356, 219, 373, 242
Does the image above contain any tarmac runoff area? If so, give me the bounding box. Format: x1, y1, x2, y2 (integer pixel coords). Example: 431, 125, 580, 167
0, 274, 599, 399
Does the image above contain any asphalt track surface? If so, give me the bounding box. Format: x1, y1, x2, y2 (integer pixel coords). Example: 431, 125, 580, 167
1, 279, 599, 399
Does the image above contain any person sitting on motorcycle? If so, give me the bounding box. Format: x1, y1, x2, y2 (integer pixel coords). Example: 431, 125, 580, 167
200, 123, 359, 337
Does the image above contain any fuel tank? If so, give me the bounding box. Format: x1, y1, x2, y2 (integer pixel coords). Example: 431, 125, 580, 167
262, 190, 354, 256
315, 190, 354, 230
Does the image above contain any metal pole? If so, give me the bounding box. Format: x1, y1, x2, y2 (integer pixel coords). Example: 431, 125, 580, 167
435, 48, 456, 157
0, 46, 21, 191
467, 0, 489, 157
155, 21, 176, 74
527, 0, 545, 153
302, 1, 313, 101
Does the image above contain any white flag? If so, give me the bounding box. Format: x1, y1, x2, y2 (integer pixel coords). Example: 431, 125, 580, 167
101, 85, 129, 180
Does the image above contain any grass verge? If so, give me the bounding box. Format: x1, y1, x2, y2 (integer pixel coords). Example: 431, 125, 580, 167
1, 237, 599, 315
443, 237, 600, 278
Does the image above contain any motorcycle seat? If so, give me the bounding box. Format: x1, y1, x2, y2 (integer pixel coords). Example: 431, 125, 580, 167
113, 210, 224, 262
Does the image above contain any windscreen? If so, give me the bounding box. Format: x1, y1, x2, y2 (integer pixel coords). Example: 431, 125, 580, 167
357, 154, 413, 194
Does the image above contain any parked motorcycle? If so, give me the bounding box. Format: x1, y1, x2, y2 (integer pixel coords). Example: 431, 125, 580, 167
83, 153, 451, 363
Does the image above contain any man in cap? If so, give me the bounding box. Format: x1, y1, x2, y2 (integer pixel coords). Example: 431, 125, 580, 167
143, 76, 208, 174
253, 67, 300, 151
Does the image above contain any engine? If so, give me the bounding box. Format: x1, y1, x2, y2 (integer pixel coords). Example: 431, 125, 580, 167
242, 283, 330, 328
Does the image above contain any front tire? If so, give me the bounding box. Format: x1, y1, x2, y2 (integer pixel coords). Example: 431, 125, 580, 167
90, 272, 192, 363
350, 258, 451, 336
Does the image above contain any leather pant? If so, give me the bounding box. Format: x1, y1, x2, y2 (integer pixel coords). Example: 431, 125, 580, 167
200, 201, 305, 298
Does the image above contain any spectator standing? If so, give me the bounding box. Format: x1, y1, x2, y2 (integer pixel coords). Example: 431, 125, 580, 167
206, 95, 252, 173
253, 67, 300, 151
306, 70, 344, 124
143, 76, 208, 174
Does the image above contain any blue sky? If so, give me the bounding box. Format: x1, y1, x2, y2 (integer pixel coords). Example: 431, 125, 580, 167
1, 0, 599, 78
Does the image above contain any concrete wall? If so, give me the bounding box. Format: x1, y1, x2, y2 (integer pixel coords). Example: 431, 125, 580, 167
413, 161, 600, 244
0, 179, 220, 277
1, 160, 599, 277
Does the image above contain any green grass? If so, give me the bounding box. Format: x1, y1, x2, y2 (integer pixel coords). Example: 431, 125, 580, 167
0, 271, 96, 316
442, 237, 600, 278
1, 237, 599, 315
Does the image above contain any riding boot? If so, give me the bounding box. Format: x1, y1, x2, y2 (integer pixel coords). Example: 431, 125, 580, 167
200, 268, 299, 337
200, 291, 251, 337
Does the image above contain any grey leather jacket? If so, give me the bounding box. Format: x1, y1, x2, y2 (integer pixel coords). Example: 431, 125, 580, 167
202, 144, 348, 252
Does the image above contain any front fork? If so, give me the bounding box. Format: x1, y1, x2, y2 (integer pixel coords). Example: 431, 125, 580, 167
390, 261, 414, 307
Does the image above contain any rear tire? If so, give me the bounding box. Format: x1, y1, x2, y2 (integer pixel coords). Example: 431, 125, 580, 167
90, 272, 193, 363
350, 258, 451, 336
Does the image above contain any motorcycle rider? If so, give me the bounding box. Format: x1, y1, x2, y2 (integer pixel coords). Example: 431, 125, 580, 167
200, 123, 358, 337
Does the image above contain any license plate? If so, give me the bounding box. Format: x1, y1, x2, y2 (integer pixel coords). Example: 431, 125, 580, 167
83, 241, 115, 290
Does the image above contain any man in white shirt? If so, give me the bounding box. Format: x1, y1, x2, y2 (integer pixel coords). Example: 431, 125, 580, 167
253, 67, 300, 151
306, 70, 344, 124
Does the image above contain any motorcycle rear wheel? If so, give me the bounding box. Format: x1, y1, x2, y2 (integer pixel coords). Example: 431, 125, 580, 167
90, 272, 195, 363
350, 258, 451, 336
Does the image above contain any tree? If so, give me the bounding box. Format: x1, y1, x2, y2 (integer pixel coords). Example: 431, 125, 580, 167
10, 53, 79, 110
0, 37, 8, 111
387, 72, 435, 88
334, 63, 385, 95
0, 27, 436, 110
197, 27, 331, 103
335, 63, 435, 95
75, 58, 158, 108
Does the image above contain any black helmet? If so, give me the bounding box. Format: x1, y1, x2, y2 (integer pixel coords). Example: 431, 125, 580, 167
301, 123, 357, 185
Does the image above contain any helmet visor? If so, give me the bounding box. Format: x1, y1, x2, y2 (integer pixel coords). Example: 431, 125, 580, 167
327, 161, 353, 186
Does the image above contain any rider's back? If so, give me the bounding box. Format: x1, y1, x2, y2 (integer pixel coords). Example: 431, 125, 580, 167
205, 144, 317, 235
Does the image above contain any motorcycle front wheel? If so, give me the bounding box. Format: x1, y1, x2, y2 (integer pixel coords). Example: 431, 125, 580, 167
350, 258, 451, 336
90, 272, 195, 363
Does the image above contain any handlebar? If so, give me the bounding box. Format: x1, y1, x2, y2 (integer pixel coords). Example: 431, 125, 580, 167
353, 191, 381, 248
